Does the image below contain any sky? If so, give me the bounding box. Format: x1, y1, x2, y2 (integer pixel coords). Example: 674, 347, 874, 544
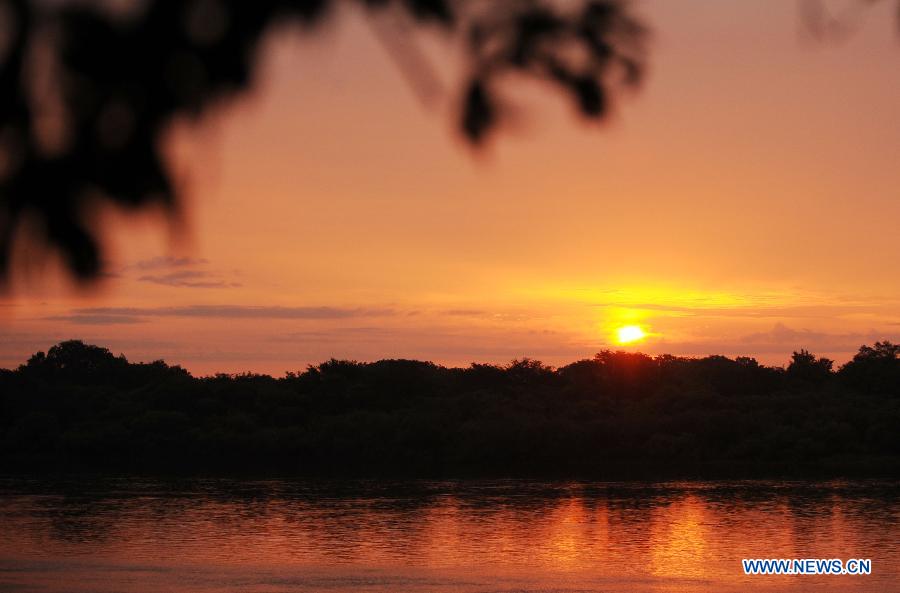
2, 0, 899, 375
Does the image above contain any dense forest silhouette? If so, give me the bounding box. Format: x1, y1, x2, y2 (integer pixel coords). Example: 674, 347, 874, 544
2, 340, 898, 477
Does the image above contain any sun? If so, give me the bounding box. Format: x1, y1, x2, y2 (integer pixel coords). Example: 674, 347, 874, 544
616, 325, 647, 344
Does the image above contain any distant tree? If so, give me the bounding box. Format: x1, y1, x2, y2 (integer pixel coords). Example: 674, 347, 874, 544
787, 349, 834, 385
839, 341, 900, 394
504, 358, 556, 387
19, 339, 187, 388
23, 340, 123, 374
592, 350, 658, 396
852, 341, 900, 361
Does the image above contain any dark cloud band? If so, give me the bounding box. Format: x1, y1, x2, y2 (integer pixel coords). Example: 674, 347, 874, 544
47, 305, 397, 324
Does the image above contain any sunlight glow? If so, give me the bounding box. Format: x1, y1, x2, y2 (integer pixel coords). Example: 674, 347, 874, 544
616, 325, 647, 344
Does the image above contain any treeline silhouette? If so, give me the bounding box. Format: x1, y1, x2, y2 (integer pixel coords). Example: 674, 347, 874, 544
1, 340, 898, 477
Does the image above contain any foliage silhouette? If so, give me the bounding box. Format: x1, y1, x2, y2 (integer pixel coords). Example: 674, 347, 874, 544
0, 0, 646, 281
1, 339, 898, 477
787, 349, 834, 386
2, 0, 898, 281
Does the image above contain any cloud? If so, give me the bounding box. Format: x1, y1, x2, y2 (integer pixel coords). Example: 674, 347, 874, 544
131, 256, 209, 270
269, 325, 591, 363
53, 305, 397, 323
45, 314, 146, 325
119, 256, 243, 289
651, 323, 894, 358
738, 323, 886, 352
440, 308, 538, 322
594, 302, 881, 319
138, 270, 242, 288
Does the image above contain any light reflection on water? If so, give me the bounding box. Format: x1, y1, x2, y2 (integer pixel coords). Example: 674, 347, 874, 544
0, 478, 897, 592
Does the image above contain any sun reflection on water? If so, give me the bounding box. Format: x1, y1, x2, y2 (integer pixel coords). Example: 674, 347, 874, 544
0, 480, 897, 593
648, 495, 710, 579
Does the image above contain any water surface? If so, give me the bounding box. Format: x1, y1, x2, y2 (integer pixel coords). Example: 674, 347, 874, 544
0, 478, 897, 592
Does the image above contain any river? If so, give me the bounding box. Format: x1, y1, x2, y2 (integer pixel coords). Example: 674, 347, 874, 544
0, 478, 897, 592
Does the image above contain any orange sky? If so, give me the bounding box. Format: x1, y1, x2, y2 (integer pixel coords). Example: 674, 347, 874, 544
2, 1, 899, 375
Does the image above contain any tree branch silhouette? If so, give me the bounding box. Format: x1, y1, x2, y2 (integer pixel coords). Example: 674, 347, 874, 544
0, 0, 647, 281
